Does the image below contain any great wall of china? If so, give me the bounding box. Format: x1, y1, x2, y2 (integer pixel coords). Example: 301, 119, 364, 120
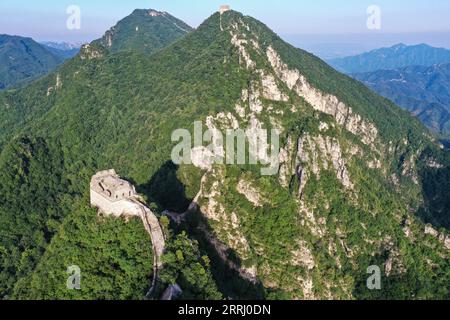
90, 169, 166, 297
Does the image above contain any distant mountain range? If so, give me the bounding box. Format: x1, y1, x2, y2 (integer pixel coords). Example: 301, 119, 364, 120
40, 41, 82, 59
353, 64, 450, 139
0, 35, 64, 89
328, 43, 450, 142
40, 41, 83, 51
328, 43, 450, 74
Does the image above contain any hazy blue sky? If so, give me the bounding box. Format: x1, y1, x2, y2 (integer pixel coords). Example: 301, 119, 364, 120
1, 0, 450, 57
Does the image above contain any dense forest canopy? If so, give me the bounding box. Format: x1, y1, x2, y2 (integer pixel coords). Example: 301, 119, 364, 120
0, 9, 448, 300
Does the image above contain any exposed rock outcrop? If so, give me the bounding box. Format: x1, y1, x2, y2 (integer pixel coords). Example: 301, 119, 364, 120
80, 44, 105, 60
266, 46, 378, 146
236, 179, 264, 207
192, 168, 258, 281
425, 225, 450, 251
426, 158, 444, 169
384, 248, 407, 277
296, 134, 353, 189
291, 240, 315, 270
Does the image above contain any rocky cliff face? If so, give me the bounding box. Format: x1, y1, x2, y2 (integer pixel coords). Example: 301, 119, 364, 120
180, 11, 449, 299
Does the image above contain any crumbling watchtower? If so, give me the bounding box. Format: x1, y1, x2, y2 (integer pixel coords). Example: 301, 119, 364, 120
219, 5, 230, 14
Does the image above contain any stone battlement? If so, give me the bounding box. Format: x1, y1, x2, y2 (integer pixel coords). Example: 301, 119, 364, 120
90, 169, 166, 271
90, 170, 142, 218
91, 169, 137, 204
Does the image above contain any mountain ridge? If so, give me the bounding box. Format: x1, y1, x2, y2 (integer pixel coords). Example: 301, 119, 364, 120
0, 9, 448, 300
93, 8, 193, 54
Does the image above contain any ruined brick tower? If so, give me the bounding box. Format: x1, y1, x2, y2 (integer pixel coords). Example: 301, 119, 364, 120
219, 5, 230, 14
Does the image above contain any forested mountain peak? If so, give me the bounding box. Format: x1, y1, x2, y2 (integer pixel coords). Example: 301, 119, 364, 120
93, 8, 193, 54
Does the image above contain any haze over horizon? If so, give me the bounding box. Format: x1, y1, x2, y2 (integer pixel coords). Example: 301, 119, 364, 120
1, 0, 450, 58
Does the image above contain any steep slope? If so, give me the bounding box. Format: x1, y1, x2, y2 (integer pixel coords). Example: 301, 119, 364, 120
0, 10, 220, 300
0, 35, 64, 90
329, 43, 450, 74
0, 10, 448, 300
93, 9, 193, 54
352, 64, 450, 140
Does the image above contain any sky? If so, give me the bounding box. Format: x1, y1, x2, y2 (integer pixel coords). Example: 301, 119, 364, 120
1, 0, 450, 58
